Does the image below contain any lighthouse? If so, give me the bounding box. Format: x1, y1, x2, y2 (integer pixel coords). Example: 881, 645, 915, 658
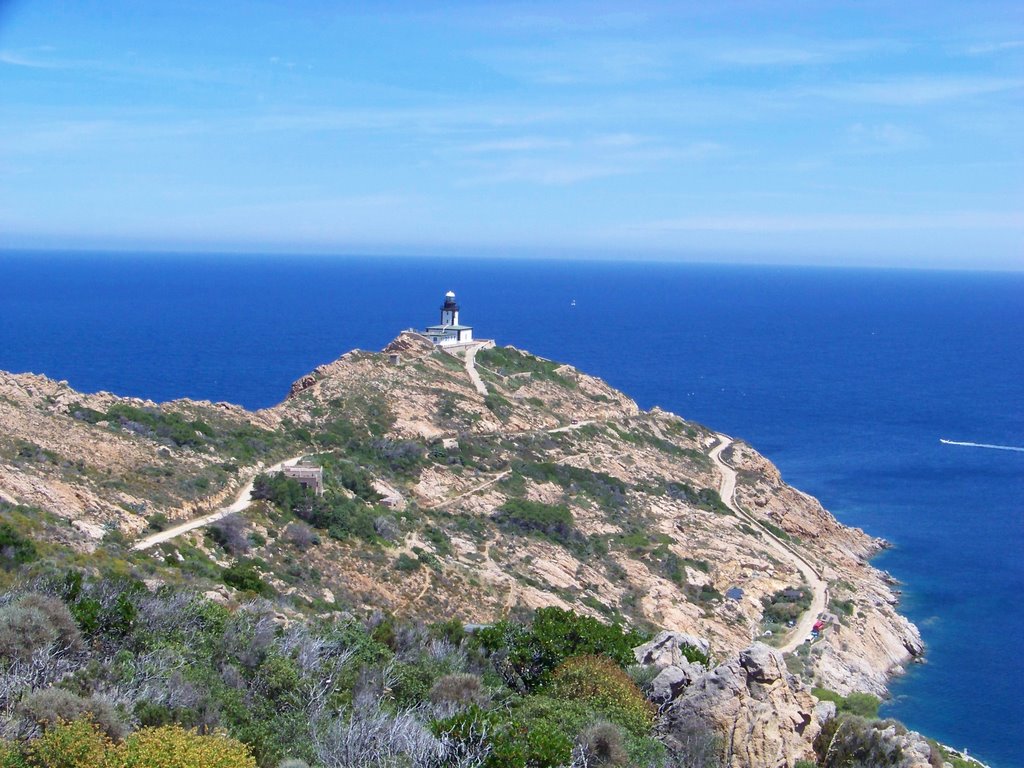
440, 290, 460, 326
424, 290, 474, 346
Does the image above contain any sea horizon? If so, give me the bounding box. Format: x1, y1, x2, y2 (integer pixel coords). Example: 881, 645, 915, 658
3, 246, 1022, 275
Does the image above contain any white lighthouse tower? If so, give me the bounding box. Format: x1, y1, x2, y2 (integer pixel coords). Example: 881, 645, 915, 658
440, 290, 459, 326
424, 290, 474, 346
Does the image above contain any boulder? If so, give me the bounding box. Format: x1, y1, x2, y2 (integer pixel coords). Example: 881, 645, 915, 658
634, 630, 711, 668
650, 661, 703, 703
663, 643, 819, 768
813, 699, 837, 725
739, 643, 788, 685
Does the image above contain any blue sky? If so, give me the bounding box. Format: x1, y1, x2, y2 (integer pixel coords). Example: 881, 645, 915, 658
1, 1, 1022, 268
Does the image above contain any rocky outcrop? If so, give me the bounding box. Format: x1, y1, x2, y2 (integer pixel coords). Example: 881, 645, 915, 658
634, 630, 711, 667
382, 331, 436, 357
652, 641, 822, 768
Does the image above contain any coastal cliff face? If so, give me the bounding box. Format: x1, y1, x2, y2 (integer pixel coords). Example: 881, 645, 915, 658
0, 333, 923, 764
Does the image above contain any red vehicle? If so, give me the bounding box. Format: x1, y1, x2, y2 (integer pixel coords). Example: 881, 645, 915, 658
813, 620, 825, 632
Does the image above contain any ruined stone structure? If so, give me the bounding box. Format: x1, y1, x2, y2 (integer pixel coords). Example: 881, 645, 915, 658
282, 464, 323, 496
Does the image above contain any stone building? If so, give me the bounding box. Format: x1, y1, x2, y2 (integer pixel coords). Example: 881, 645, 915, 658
282, 464, 324, 496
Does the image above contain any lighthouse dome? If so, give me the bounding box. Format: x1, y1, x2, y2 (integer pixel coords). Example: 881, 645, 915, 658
441, 291, 460, 312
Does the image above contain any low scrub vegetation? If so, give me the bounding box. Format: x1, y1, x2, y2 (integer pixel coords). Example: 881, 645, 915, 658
476, 347, 576, 390
251, 473, 379, 544
68, 403, 290, 462
493, 499, 575, 545
0, 574, 721, 768
811, 688, 881, 719
762, 585, 812, 624
513, 461, 629, 512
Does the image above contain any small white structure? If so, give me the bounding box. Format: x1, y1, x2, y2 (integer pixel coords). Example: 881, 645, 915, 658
424, 290, 474, 346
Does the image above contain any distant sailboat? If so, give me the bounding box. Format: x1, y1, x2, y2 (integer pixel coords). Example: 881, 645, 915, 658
570, 299, 576, 307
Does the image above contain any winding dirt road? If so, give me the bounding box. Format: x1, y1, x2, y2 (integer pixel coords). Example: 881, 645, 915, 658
132, 455, 306, 550
709, 435, 828, 654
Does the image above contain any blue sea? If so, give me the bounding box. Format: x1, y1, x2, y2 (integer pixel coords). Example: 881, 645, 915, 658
1, 251, 1022, 766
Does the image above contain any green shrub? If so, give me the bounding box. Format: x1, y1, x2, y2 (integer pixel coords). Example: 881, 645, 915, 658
18, 688, 126, 740
222, 561, 273, 596
21, 718, 111, 768
252, 473, 379, 543
423, 526, 453, 556
812, 688, 881, 719
843, 692, 882, 719
0, 523, 37, 569
429, 618, 466, 646
476, 347, 575, 390
546, 656, 656, 736
830, 598, 855, 617
762, 586, 812, 623
67, 587, 139, 638
493, 499, 577, 549
813, 714, 909, 768
146, 513, 169, 532
0, 594, 82, 662
432, 704, 574, 768
513, 461, 628, 511
394, 553, 421, 572
103, 403, 211, 449
664, 482, 731, 515
475, 607, 647, 691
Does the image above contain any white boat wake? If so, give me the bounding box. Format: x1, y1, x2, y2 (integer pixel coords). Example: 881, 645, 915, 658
940, 438, 1024, 453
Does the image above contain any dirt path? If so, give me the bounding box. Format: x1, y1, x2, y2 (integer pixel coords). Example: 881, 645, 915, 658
404, 564, 433, 609
429, 470, 511, 511
547, 419, 595, 434
463, 342, 491, 396
709, 435, 828, 654
132, 454, 306, 550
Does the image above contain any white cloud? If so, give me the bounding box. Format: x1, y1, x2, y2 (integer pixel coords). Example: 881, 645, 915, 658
590, 133, 650, 147
459, 136, 570, 153
475, 41, 668, 85
0, 49, 62, 69
846, 123, 923, 153
964, 40, 1024, 55
643, 211, 1024, 233
458, 162, 628, 187
807, 77, 1024, 105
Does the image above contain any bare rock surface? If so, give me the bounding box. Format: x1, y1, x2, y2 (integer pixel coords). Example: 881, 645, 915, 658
635, 630, 712, 667
661, 642, 820, 768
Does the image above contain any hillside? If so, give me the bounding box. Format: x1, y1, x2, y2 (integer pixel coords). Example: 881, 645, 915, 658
0, 333, 921, 701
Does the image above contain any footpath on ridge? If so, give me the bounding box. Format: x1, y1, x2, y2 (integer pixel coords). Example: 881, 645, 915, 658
709, 435, 829, 654
132, 455, 306, 551
461, 341, 493, 396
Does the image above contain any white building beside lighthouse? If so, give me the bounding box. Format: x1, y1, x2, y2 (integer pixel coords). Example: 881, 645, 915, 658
424, 290, 474, 346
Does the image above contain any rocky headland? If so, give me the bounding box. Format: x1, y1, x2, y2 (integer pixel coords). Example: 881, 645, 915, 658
0, 332, 942, 766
